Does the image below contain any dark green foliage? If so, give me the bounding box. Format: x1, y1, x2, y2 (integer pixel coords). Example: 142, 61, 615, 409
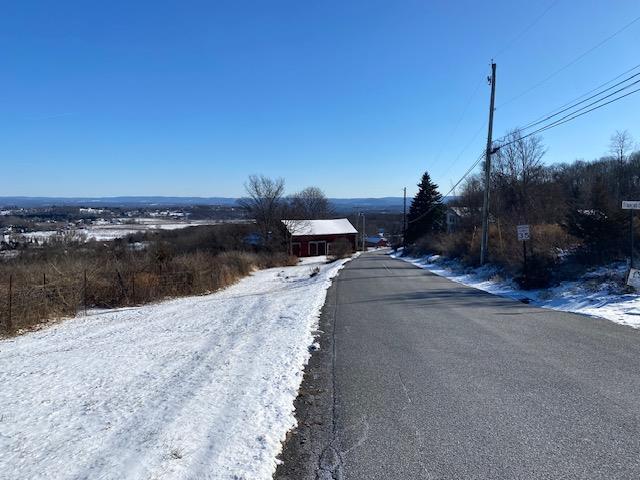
515, 253, 554, 290
405, 171, 445, 244
564, 177, 629, 264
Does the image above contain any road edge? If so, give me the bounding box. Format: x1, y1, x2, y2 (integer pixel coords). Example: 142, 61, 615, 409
273, 261, 342, 480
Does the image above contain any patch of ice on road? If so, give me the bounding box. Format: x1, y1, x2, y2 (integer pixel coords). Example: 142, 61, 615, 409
0, 256, 351, 480
391, 252, 640, 329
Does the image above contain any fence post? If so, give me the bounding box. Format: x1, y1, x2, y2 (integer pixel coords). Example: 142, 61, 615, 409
131, 272, 136, 305
7, 274, 12, 331
43, 272, 47, 315
83, 270, 87, 316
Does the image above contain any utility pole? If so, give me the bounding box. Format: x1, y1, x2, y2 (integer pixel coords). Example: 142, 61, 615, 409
403, 187, 407, 246
480, 62, 497, 265
361, 213, 366, 252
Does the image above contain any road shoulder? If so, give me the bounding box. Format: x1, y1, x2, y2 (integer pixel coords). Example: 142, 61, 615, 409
274, 267, 339, 480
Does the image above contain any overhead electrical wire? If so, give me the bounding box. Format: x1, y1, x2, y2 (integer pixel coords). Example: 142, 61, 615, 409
436, 120, 487, 183
495, 85, 640, 149
492, 64, 640, 144
515, 62, 640, 131
493, 0, 561, 59
497, 13, 640, 109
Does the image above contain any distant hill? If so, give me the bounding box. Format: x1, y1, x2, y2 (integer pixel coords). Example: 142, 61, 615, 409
0, 196, 240, 208
0, 195, 458, 211
329, 196, 457, 212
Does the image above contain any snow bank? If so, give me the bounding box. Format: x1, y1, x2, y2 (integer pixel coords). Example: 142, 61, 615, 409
392, 252, 640, 329
0, 257, 350, 479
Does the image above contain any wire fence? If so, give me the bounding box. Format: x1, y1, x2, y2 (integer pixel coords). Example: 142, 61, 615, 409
0, 268, 237, 333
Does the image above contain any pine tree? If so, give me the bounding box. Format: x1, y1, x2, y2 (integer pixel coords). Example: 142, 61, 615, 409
565, 176, 628, 263
405, 171, 445, 244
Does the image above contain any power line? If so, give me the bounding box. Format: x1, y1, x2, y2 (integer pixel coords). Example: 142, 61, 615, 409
436, 120, 487, 182
496, 85, 640, 149
516, 62, 640, 131
492, 64, 640, 144
519, 75, 640, 131
493, 0, 561, 59
521, 86, 640, 138
497, 13, 640, 109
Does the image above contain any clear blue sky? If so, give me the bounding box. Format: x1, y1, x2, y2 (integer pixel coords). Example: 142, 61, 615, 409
2, 0, 639, 198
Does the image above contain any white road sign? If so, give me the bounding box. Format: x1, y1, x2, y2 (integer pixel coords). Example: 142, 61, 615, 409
622, 201, 640, 210
627, 268, 640, 289
517, 224, 530, 241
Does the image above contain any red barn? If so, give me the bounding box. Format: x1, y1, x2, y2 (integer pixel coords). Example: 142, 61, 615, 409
282, 218, 358, 257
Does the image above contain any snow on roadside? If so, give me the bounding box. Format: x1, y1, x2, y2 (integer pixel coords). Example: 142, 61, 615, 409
391, 252, 640, 329
0, 256, 350, 480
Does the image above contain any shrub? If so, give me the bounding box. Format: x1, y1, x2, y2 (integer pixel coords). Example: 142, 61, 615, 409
328, 238, 352, 261
407, 223, 577, 288
0, 240, 297, 334
514, 253, 554, 290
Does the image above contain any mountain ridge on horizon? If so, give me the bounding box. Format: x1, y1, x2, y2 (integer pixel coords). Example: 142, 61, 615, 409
0, 195, 457, 210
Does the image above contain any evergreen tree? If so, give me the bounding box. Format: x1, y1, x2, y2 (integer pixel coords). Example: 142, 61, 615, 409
565, 176, 629, 263
405, 171, 445, 244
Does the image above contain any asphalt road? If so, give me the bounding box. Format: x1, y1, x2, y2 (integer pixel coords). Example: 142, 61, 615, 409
276, 251, 640, 480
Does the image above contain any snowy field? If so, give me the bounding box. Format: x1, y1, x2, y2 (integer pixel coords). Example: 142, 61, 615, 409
0, 256, 349, 480
392, 252, 640, 329
13, 219, 236, 243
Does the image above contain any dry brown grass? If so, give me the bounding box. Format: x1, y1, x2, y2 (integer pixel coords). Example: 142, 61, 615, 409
409, 223, 579, 288
0, 248, 297, 334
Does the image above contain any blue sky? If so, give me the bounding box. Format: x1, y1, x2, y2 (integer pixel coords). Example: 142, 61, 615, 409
1, 0, 639, 198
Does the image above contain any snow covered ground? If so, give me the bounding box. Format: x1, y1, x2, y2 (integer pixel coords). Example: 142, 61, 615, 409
392, 252, 640, 329
14, 220, 232, 243
0, 256, 349, 480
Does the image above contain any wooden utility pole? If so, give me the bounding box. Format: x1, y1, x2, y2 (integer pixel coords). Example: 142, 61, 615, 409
403, 187, 407, 246
480, 62, 497, 265
362, 213, 366, 252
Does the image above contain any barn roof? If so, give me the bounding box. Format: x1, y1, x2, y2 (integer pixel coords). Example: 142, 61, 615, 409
282, 218, 358, 236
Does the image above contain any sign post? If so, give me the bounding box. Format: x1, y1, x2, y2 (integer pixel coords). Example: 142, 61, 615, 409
622, 201, 640, 271
517, 225, 530, 286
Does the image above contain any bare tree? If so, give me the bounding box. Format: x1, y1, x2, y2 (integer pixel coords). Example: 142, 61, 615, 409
287, 186, 332, 219
239, 175, 286, 247
492, 129, 546, 223
610, 130, 635, 201
610, 130, 634, 164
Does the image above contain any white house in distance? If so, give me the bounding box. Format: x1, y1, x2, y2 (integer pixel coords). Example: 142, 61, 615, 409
282, 218, 358, 257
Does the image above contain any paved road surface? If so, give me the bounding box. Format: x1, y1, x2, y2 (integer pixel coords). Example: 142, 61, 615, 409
276, 251, 640, 479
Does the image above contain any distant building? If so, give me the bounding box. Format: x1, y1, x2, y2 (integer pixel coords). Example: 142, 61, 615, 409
446, 206, 475, 233
446, 207, 461, 233
282, 218, 358, 257
366, 235, 388, 248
